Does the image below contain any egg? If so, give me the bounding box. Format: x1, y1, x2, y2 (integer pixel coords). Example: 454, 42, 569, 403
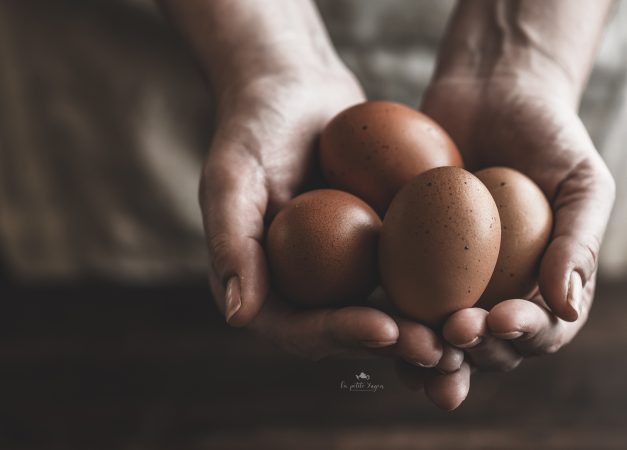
475, 167, 553, 308
320, 101, 463, 215
267, 189, 381, 307
379, 167, 501, 326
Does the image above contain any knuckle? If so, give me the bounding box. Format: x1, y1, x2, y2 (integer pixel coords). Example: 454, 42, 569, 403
553, 234, 601, 279
577, 237, 601, 276
207, 232, 234, 274
544, 342, 563, 355
548, 323, 582, 355
198, 163, 224, 209
542, 334, 567, 355
201, 163, 237, 195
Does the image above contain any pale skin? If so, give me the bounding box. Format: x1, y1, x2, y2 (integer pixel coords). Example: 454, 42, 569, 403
158, 0, 616, 410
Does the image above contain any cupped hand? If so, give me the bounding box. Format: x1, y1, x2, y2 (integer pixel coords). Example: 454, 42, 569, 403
422, 75, 615, 370
200, 65, 469, 408
199, 66, 364, 327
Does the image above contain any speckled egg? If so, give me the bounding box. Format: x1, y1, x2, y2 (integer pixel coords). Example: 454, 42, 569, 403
379, 167, 501, 326
475, 167, 553, 308
267, 189, 381, 307
320, 101, 463, 215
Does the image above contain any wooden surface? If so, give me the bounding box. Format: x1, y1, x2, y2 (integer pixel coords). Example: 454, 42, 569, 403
0, 280, 626, 450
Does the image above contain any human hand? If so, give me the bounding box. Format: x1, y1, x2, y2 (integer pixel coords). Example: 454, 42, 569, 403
160, 0, 471, 409
199, 62, 473, 408
422, 72, 615, 371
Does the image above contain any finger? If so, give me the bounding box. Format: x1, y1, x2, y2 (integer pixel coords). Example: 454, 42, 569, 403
487, 299, 559, 356
249, 299, 399, 360
464, 336, 523, 372
443, 308, 522, 371
539, 150, 615, 322
199, 146, 270, 327
394, 315, 444, 368
425, 362, 472, 411
487, 286, 593, 356
443, 308, 488, 348
436, 344, 465, 374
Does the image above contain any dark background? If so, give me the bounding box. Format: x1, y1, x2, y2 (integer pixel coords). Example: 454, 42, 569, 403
1, 278, 627, 449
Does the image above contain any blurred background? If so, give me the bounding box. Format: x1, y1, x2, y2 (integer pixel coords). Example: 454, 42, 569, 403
0, 0, 626, 449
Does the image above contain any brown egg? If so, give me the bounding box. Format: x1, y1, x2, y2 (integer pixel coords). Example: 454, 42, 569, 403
475, 167, 553, 309
379, 167, 501, 326
320, 101, 463, 215
267, 189, 381, 307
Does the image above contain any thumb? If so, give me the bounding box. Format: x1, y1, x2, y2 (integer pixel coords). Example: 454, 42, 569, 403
539, 152, 615, 322
199, 147, 270, 327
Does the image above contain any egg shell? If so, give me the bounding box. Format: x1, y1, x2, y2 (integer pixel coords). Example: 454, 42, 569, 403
475, 167, 553, 308
267, 189, 381, 307
379, 167, 501, 326
320, 101, 463, 215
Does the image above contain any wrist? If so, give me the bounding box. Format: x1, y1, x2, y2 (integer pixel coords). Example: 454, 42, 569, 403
214, 50, 358, 122
429, 64, 578, 112
433, 51, 578, 107
159, 0, 349, 103
431, 0, 613, 108
211, 35, 346, 97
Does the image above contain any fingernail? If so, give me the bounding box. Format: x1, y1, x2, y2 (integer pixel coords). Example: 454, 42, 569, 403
491, 331, 524, 340
567, 271, 583, 320
457, 336, 482, 349
360, 340, 397, 348
224, 276, 242, 324
411, 360, 437, 368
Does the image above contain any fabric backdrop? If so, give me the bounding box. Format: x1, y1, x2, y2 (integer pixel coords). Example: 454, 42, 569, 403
0, 0, 625, 281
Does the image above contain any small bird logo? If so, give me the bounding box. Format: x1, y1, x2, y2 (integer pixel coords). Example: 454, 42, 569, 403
355, 372, 371, 381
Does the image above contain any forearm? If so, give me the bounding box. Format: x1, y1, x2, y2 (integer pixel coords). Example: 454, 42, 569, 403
433, 0, 614, 103
157, 0, 343, 93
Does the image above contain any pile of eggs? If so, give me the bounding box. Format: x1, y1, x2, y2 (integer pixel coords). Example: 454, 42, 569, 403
267, 101, 552, 326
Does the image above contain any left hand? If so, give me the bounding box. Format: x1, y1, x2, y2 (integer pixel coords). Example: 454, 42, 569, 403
421, 73, 615, 371
198, 63, 471, 409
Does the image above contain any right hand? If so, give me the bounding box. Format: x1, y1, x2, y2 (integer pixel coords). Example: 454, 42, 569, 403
423, 73, 615, 373
199, 64, 470, 410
